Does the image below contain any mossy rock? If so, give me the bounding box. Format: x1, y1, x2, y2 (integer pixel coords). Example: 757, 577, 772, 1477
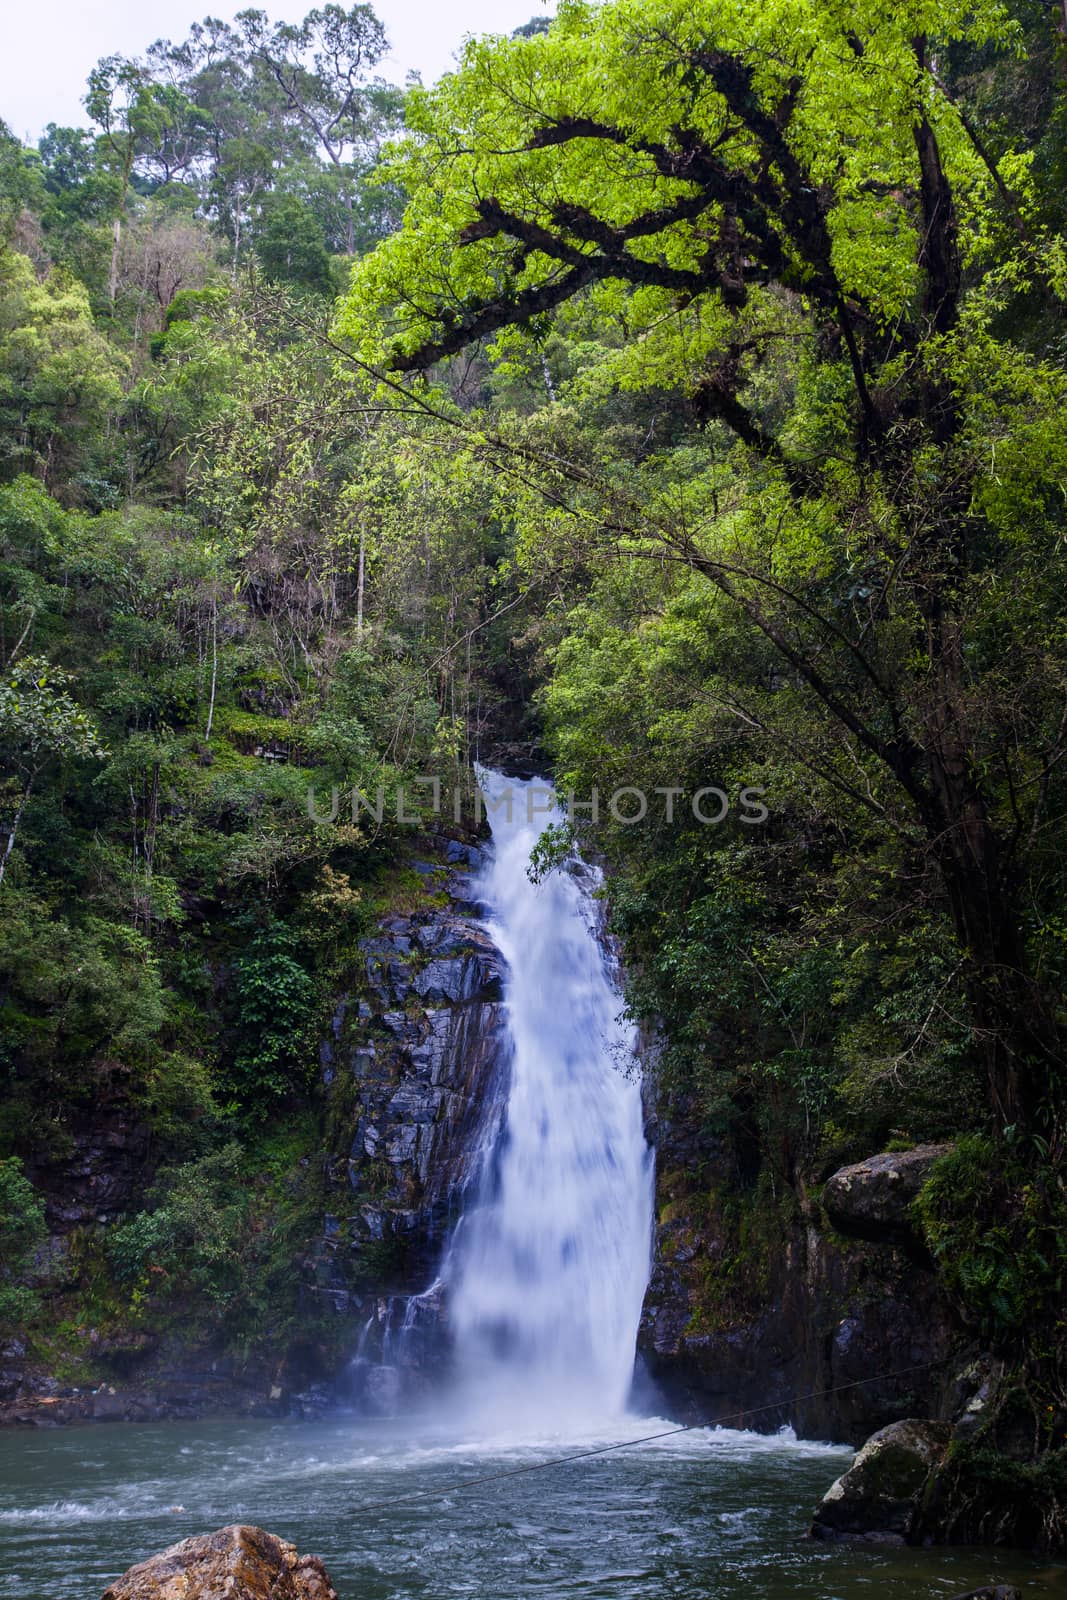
811, 1419, 952, 1541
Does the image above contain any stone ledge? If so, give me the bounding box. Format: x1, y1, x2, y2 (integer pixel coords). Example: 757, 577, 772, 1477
822, 1145, 953, 1241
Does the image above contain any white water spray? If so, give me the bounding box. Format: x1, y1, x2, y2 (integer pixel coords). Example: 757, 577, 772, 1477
445, 772, 654, 1426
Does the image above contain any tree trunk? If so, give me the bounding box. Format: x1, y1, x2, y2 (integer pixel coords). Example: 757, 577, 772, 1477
895, 105, 1063, 1131
144, 759, 160, 877
924, 759, 1062, 1132
356, 519, 366, 638
540, 349, 556, 403
0, 774, 33, 891
916, 604, 1063, 1133
109, 216, 122, 305
205, 595, 218, 739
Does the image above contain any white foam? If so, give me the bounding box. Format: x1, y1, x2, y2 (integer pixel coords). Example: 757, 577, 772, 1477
0, 1500, 125, 1526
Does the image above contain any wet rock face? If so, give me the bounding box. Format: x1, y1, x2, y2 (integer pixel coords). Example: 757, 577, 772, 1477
821, 1145, 953, 1242
637, 1122, 957, 1445
315, 841, 511, 1399
810, 1419, 953, 1542
25, 1116, 152, 1233
347, 885, 508, 1253
100, 1525, 337, 1600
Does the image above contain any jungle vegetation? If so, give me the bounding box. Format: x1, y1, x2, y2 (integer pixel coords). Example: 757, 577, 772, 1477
1, 0, 1066, 1382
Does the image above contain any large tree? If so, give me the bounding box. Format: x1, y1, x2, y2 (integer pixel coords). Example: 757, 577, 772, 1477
232, 5, 402, 255
82, 6, 403, 280
85, 56, 205, 303
338, 0, 1067, 1134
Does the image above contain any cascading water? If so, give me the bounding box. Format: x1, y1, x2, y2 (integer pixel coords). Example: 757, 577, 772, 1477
443, 771, 654, 1427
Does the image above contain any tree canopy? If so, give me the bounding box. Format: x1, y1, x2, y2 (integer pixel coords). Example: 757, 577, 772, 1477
338, 0, 1067, 1136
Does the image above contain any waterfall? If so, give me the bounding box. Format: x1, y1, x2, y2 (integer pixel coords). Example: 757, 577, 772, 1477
444, 771, 654, 1427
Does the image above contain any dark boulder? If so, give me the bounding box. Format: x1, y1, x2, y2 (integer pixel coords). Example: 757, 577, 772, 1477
811, 1418, 952, 1542
947, 1589, 1021, 1599
822, 1145, 953, 1242
100, 1524, 337, 1600
26, 1115, 152, 1233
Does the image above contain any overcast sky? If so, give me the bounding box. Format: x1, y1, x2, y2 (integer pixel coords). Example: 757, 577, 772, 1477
0, 0, 555, 143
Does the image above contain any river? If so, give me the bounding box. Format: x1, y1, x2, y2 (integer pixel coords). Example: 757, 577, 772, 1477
0, 1415, 1058, 1597
0, 780, 1060, 1597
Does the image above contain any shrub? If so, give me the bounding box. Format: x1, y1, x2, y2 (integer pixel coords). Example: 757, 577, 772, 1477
914, 1136, 1067, 1340
231, 923, 315, 1110
0, 1156, 47, 1330
108, 1145, 251, 1308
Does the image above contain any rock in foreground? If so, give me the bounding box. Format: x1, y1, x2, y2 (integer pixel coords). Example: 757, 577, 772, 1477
100, 1525, 338, 1600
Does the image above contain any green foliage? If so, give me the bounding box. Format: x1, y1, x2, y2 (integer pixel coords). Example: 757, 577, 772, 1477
0, 1156, 47, 1330
527, 820, 574, 884
0, 122, 45, 242
100, 1128, 325, 1348
0, 891, 174, 1118
255, 193, 333, 291
73, 4, 403, 282
914, 1137, 1067, 1339
0, 249, 125, 494
0, 654, 105, 769
231, 923, 316, 1110
339, 0, 1046, 366
108, 1145, 250, 1306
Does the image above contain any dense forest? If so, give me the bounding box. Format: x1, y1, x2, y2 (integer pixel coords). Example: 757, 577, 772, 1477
2, 0, 1067, 1544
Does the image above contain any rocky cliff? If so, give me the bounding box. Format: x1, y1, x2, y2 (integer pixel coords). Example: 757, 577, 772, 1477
637, 1090, 957, 1446
637, 1087, 1067, 1551
309, 840, 511, 1411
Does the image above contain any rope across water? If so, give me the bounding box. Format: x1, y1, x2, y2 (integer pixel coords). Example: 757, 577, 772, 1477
352, 1357, 952, 1514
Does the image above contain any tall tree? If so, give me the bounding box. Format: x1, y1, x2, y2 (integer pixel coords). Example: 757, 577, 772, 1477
0, 248, 126, 492
146, 20, 294, 274
234, 5, 400, 255
85, 56, 204, 302
0, 122, 45, 244
339, 0, 1067, 1133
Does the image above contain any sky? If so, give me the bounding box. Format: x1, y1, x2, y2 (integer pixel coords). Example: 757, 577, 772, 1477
0, 0, 556, 143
